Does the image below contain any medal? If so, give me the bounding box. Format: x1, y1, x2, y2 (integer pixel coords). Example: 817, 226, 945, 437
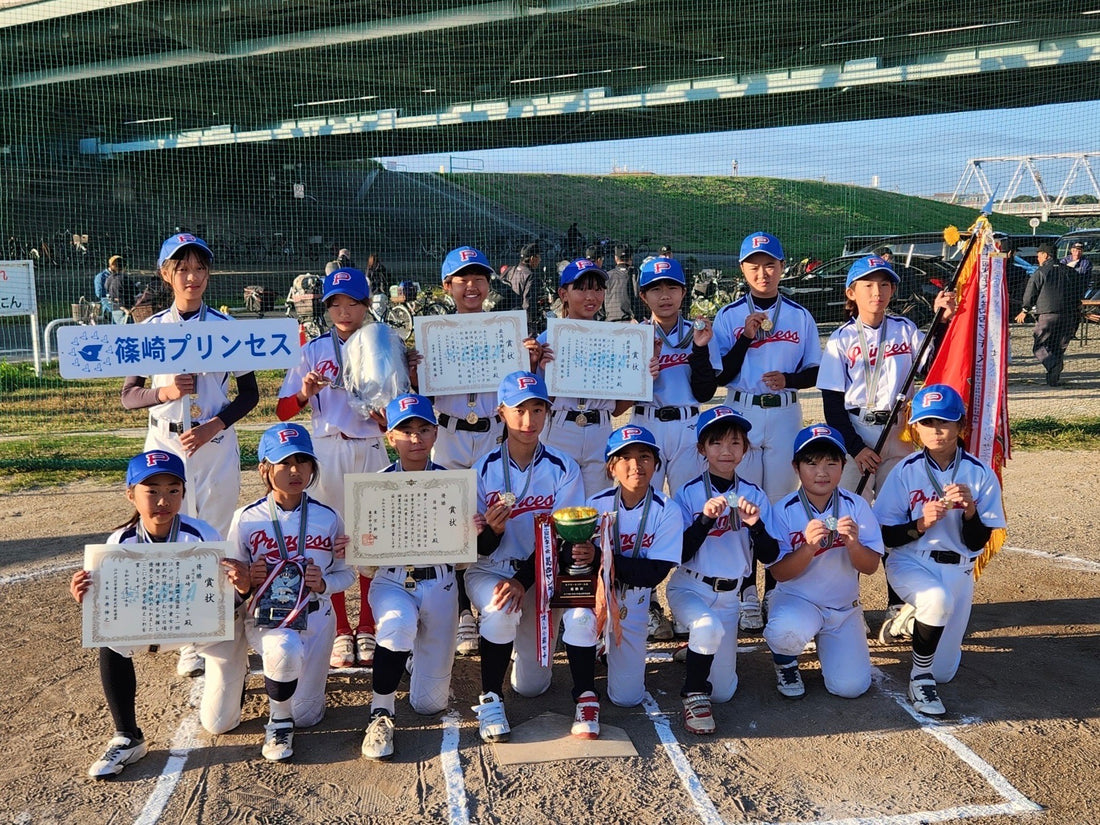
797, 488, 840, 549
619, 605, 628, 620
499, 492, 516, 507
759, 318, 774, 332
465, 411, 480, 425
823, 516, 839, 531
693, 319, 707, 331
190, 400, 202, 421
574, 413, 588, 426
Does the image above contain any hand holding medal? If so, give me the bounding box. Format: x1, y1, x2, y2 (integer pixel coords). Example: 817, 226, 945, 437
691, 316, 712, 346
943, 483, 975, 514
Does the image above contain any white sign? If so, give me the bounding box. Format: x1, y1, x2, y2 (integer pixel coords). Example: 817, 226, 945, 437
414, 310, 527, 395
344, 469, 478, 568
0, 260, 36, 317
544, 317, 653, 401
56, 317, 302, 378
82, 541, 236, 648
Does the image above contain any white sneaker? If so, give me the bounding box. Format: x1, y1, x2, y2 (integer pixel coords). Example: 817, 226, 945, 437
571, 691, 600, 739
647, 606, 674, 641
908, 674, 946, 716
176, 644, 204, 678
775, 663, 806, 698
456, 610, 480, 656
355, 632, 376, 668
262, 719, 295, 761
361, 710, 395, 760
88, 734, 147, 778
739, 593, 764, 633
472, 691, 510, 742
879, 603, 917, 644
682, 692, 716, 735
330, 634, 355, 669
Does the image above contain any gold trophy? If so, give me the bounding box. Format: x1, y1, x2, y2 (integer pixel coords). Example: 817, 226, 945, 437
549, 506, 599, 608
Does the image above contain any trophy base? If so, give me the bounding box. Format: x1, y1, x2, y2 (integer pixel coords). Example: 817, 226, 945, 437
550, 574, 597, 608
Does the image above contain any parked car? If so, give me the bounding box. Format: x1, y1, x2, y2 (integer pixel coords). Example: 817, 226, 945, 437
844, 231, 1057, 264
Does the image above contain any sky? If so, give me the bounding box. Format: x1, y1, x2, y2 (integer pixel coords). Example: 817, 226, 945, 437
376, 101, 1100, 199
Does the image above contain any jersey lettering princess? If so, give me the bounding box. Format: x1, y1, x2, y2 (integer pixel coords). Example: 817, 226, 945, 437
708, 296, 821, 393
588, 486, 682, 566
817, 315, 924, 410
643, 317, 698, 408
674, 474, 774, 579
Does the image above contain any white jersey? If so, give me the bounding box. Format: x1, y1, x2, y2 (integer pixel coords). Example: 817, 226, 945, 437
708, 295, 821, 394
817, 315, 925, 410
474, 443, 585, 565
107, 514, 221, 545
535, 330, 615, 412
588, 485, 682, 566
141, 304, 249, 425
674, 472, 775, 579
640, 317, 698, 408
770, 487, 884, 608
873, 448, 1006, 559
278, 331, 382, 439
228, 493, 355, 602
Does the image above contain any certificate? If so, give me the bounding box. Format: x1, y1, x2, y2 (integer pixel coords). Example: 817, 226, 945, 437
345, 470, 478, 567
82, 542, 236, 648
544, 317, 653, 401
414, 310, 527, 395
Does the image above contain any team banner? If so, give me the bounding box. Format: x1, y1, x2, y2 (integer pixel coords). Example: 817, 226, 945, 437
56, 318, 302, 378
594, 513, 623, 648
533, 513, 556, 668
0, 260, 36, 317
544, 317, 654, 401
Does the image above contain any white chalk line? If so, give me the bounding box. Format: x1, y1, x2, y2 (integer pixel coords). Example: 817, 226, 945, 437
440, 711, 470, 825
132, 678, 205, 825
0, 559, 79, 586
1003, 545, 1100, 572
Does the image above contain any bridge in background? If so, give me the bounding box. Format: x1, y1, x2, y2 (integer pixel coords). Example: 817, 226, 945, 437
950, 153, 1100, 221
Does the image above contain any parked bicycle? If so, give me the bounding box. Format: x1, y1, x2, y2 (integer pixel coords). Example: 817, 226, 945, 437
381, 280, 451, 341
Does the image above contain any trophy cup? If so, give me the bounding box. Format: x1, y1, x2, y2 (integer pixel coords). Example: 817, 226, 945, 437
549, 506, 599, 608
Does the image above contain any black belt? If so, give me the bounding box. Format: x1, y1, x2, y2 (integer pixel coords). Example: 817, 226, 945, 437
848, 409, 891, 425
634, 405, 700, 421
438, 413, 498, 433
385, 565, 454, 587
151, 416, 196, 435
930, 550, 963, 565
685, 569, 740, 592
731, 390, 797, 408
564, 409, 605, 426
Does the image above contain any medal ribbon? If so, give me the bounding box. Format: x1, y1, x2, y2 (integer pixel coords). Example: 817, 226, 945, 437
797, 488, 840, 549
247, 493, 312, 628
652, 316, 693, 350
329, 329, 344, 385
704, 472, 742, 531
137, 514, 180, 543
612, 486, 653, 559
855, 318, 889, 409
923, 446, 962, 503
594, 512, 623, 648
501, 441, 537, 505
746, 295, 782, 340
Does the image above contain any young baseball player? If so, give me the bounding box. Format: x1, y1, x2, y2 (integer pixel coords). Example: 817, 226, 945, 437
697, 231, 821, 633
70, 451, 222, 778
120, 233, 259, 679
873, 385, 1006, 716
223, 423, 353, 760
359, 393, 460, 760
587, 425, 682, 710
532, 258, 631, 496
668, 407, 778, 733
276, 266, 388, 671
763, 425, 884, 699
465, 371, 596, 742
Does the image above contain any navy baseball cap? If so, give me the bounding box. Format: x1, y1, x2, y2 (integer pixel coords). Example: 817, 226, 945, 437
258, 423, 318, 464
127, 451, 186, 487
386, 393, 438, 429
696, 405, 752, 438
559, 258, 608, 288
605, 425, 661, 461
846, 255, 899, 288
639, 257, 686, 289
441, 246, 494, 282
497, 370, 550, 408
739, 232, 784, 263
323, 267, 370, 302
909, 384, 965, 424
158, 233, 213, 268
792, 424, 847, 458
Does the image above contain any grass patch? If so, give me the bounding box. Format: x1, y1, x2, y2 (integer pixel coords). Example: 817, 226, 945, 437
1010, 417, 1100, 450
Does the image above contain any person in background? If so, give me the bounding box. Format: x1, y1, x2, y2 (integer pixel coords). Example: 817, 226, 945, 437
94, 255, 125, 320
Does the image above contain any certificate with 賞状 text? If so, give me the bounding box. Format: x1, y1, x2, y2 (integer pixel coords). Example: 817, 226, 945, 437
543, 317, 653, 401
414, 310, 527, 395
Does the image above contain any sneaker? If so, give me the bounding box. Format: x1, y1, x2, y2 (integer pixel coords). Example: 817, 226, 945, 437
879, 603, 916, 645
571, 691, 600, 739
472, 691, 511, 743
647, 606, 674, 641
330, 634, 355, 669
682, 692, 716, 735
355, 632, 376, 668
739, 593, 764, 633
673, 642, 689, 663
262, 719, 295, 761
775, 663, 806, 698
456, 610, 480, 656
176, 644, 204, 678
88, 734, 147, 778
361, 709, 395, 760
908, 673, 946, 716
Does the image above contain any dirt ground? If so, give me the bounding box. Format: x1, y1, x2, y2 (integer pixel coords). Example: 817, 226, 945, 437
1, 448, 1098, 825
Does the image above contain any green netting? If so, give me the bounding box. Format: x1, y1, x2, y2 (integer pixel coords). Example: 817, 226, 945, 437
2, 1, 1100, 467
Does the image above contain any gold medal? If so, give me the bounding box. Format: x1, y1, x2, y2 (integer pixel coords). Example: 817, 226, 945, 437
465, 411, 480, 425
190, 403, 202, 421
500, 492, 516, 507
619, 605, 628, 620
575, 413, 588, 427
759, 318, 774, 332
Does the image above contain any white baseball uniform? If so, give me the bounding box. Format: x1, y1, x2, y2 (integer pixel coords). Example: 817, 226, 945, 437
588, 484, 682, 707
279, 330, 389, 517
431, 390, 505, 470
818, 315, 926, 498
709, 295, 821, 500
141, 304, 247, 537
366, 460, 459, 715
873, 448, 1006, 682
668, 472, 776, 702
764, 487, 884, 698
466, 443, 585, 697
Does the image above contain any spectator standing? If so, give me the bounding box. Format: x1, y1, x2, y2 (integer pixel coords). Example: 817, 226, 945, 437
506, 243, 543, 336
1061, 241, 1094, 296
1015, 243, 1084, 386
365, 253, 389, 297
94, 255, 125, 320
604, 243, 644, 322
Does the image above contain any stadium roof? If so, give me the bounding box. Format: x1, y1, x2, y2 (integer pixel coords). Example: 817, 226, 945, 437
3, 0, 1100, 158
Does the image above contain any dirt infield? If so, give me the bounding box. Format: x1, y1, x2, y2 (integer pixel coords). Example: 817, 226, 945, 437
1, 448, 1098, 825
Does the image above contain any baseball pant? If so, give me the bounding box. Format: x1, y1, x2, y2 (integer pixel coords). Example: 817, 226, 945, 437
197, 608, 249, 734
885, 550, 975, 683
311, 434, 389, 519
840, 414, 912, 501
605, 585, 651, 708
725, 398, 802, 501
370, 566, 460, 715
665, 569, 741, 703
763, 591, 872, 698
432, 421, 505, 471
542, 411, 613, 497
144, 424, 240, 538
628, 410, 705, 496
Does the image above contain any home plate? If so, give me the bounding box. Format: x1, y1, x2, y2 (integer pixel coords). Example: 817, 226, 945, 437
492, 712, 638, 765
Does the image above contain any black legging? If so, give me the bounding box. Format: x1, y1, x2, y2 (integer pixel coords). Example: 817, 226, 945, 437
100, 647, 141, 740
